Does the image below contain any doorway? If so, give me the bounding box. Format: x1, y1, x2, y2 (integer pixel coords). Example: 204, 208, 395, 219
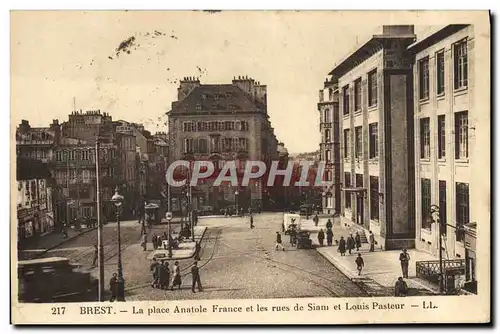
356, 195, 364, 225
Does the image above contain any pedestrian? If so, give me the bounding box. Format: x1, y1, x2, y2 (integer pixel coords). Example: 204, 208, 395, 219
347, 233, 355, 255
355, 232, 362, 251
171, 261, 182, 290
399, 249, 411, 278
109, 273, 118, 302
369, 231, 375, 252
281, 221, 285, 232
224, 208, 228, 218
150, 258, 159, 288
313, 214, 319, 227
250, 215, 255, 229
275, 231, 285, 251
338, 236, 346, 256
317, 229, 325, 246
152, 233, 158, 250
326, 228, 333, 246
157, 235, 163, 250
191, 261, 203, 293
91, 244, 98, 267
156, 260, 169, 290
141, 233, 147, 251
355, 253, 364, 276
248, 207, 252, 216
326, 218, 333, 230
394, 277, 409, 297
162, 262, 171, 290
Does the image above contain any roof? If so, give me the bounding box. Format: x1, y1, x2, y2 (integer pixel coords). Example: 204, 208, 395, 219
172, 84, 264, 113
407, 24, 470, 53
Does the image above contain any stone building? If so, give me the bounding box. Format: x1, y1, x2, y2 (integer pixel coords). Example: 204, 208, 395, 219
318, 80, 341, 215
167, 76, 279, 212
409, 24, 482, 292
16, 157, 56, 246
16, 119, 61, 162
53, 138, 118, 223
329, 25, 417, 250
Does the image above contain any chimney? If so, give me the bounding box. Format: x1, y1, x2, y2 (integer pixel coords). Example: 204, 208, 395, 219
177, 76, 200, 101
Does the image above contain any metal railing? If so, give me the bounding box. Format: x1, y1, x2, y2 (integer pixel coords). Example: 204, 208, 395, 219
416, 259, 466, 285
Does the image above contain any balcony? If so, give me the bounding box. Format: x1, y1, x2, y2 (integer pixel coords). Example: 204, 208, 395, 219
319, 122, 332, 131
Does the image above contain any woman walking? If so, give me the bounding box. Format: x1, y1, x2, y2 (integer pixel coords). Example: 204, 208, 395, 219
171, 261, 182, 290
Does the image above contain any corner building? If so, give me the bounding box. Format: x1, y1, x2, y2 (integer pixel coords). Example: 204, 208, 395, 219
330, 25, 417, 250
167, 76, 279, 213
409, 25, 482, 291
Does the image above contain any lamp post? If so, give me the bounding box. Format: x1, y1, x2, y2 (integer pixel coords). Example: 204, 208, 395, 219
429, 204, 444, 294
111, 187, 125, 301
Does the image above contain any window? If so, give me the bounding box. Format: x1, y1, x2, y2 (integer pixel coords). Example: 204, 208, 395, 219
436, 51, 445, 95
82, 170, 90, 183
356, 174, 363, 188
223, 138, 232, 152
456, 182, 469, 242
420, 118, 430, 159
324, 109, 331, 123
438, 115, 446, 159
342, 85, 350, 116
354, 79, 362, 111
370, 176, 379, 220
439, 181, 447, 236
325, 150, 331, 162
198, 138, 208, 153
343, 129, 350, 158
454, 39, 468, 90
184, 138, 193, 153
419, 57, 430, 100
368, 70, 377, 107
239, 138, 248, 152
421, 179, 431, 229
455, 111, 469, 159
354, 126, 362, 159
210, 136, 219, 153
344, 172, 351, 209
369, 123, 378, 159
325, 129, 331, 142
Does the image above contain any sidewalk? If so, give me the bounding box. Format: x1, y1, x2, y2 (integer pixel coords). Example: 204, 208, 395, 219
147, 226, 207, 261
307, 221, 440, 296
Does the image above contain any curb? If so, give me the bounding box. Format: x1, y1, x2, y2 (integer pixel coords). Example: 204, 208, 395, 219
148, 227, 208, 261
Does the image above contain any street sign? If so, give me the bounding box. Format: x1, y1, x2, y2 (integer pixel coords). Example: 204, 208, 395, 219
165, 211, 173, 222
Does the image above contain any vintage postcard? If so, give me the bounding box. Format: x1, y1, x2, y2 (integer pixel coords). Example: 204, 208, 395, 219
10, 10, 491, 325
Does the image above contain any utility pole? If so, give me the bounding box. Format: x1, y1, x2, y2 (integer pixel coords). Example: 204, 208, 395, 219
95, 138, 105, 301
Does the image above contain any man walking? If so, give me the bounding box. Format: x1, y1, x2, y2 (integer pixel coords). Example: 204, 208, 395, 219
152, 233, 158, 250
250, 215, 255, 229
275, 231, 285, 251
191, 261, 203, 293
355, 232, 362, 252
313, 214, 319, 227
338, 236, 346, 256
317, 229, 325, 247
326, 218, 333, 230
347, 234, 355, 255
399, 249, 411, 278
91, 244, 98, 268
355, 253, 364, 276
109, 273, 118, 302
369, 231, 375, 252
326, 228, 333, 246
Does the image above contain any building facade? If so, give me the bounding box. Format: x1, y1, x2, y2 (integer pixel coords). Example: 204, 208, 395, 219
318, 80, 341, 215
167, 76, 279, 213
410, 24, 480, 290
329, 25, 417, 250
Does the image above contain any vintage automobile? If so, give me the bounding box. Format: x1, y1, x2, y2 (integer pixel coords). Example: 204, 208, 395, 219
296, 231, 313, 249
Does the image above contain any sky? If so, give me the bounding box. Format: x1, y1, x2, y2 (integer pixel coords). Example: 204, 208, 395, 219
11, 11, 441, 153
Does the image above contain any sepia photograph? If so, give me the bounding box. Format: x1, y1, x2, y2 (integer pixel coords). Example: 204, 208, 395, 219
10, 10, 491, 324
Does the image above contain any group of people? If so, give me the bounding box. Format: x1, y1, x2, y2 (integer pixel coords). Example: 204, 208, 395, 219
150, 258, 203, 293
337, 232, 362, 256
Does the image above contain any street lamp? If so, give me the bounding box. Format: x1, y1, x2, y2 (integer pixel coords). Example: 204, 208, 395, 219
111, 187, 125, 301
234, 190, 239, 215
428, 204, 444, 293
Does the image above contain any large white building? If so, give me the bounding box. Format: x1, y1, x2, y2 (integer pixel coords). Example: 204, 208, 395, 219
410, 24, 483, 291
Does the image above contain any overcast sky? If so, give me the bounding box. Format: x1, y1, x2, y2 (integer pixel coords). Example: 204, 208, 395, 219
11, 11, 445, 153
